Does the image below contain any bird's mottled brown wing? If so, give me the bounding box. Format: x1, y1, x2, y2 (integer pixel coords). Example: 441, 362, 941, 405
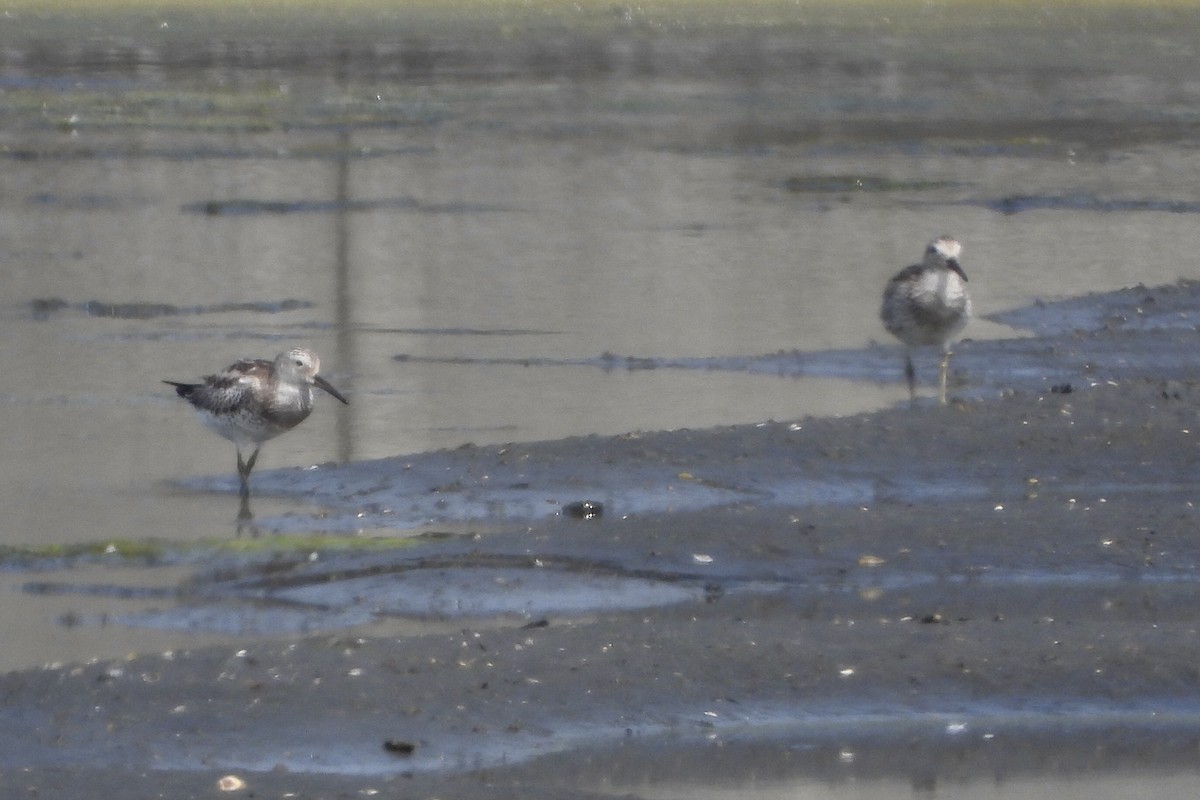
179, 359, 273, 416
881, 263, 924, 311
884, 263, 926, 290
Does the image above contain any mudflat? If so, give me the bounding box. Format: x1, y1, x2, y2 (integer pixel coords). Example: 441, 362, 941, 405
5, 281, 1200, 798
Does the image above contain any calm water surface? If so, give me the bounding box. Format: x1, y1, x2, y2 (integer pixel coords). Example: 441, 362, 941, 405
2, 3, 1200, 770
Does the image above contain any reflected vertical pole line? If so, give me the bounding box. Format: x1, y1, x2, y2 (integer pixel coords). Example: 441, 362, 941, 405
333, 49, 355, 465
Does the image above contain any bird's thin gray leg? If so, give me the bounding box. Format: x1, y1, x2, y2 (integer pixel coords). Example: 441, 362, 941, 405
938, 349, 951, 405
904, 350, 917, 403
236, 493, 258, 537
236, 447, 260, 500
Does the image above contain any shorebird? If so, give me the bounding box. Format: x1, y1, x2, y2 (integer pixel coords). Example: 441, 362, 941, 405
164, 348, 349, 499
880, 236, 973, 404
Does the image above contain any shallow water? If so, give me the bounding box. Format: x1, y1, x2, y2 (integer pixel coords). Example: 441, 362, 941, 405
4, 3, 1200, 793
5, 4, 1200, 548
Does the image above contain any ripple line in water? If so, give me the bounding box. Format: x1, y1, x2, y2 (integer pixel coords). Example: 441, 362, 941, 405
30, 298, 314, 321
973, 193, 1200, 215
183, 197, 515, 216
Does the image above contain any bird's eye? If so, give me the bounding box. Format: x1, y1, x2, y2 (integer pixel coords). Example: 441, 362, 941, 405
294, 359, 304, 366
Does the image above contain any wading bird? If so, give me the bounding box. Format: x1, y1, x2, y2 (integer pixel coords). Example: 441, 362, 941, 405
165, 347, 349, 500
880, 236, 973, 404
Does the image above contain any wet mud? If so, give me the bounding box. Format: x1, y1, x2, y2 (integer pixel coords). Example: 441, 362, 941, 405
6, 281, 1200, 797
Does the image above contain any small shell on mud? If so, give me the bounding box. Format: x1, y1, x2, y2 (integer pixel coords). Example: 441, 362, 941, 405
217, 775, 246, 792
857, 554, 886, 567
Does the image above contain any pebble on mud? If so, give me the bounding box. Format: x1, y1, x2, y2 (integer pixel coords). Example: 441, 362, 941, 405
563, 500, 603, 519
383, 739, 417, 756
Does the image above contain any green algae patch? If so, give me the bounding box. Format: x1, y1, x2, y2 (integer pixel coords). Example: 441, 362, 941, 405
784, 175, 962, 193
216, 533, 425, 555
4, 85, 448, 140
0, 533, 422, 570
8, 0, 1200, 50
0, 538, 171, 564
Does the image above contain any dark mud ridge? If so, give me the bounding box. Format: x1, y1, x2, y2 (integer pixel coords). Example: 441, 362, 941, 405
6, 281, 1200, 798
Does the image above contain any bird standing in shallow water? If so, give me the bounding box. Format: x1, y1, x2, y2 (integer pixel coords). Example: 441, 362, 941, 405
880, 236, 973, 404
164, 348, 349, 501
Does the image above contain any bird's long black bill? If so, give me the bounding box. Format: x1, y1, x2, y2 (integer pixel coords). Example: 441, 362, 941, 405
948, 260, 968, 282
163, 380, 198, 399
313, 375, 350, 405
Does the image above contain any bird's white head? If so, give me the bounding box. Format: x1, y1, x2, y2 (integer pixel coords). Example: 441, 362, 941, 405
922, 236, 966, 281
275, 348, 321, 380
274, 348, 350, 405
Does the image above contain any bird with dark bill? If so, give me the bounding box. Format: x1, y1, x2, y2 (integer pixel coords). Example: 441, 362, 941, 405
880, 236, 973, 404
165, 348, 349, 499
